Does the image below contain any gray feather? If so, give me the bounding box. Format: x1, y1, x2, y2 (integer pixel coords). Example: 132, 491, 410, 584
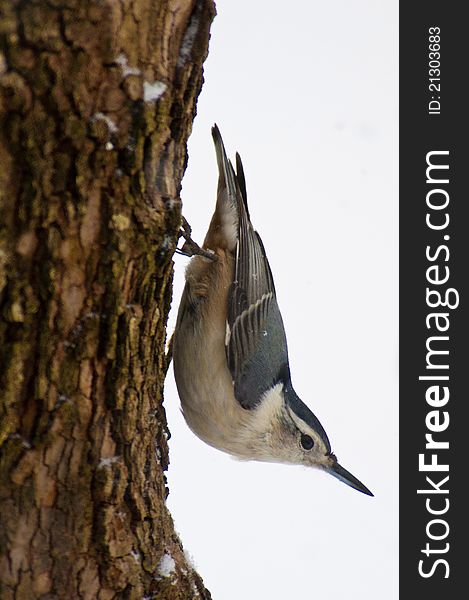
211, 128, 290, 409
227, 292, 289, 409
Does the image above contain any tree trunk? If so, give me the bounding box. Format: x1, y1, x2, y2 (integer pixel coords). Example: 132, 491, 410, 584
0, 1, 215, 598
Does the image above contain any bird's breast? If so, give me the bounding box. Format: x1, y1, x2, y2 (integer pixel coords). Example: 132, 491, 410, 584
173, 251, 249, 454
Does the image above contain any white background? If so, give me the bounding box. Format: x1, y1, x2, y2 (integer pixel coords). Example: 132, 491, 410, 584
165, 1, 398, 598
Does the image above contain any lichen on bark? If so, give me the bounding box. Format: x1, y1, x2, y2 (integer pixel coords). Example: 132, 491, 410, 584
0, 1, 215, 598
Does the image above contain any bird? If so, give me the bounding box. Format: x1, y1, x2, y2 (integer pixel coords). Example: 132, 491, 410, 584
172, 125, 373, 496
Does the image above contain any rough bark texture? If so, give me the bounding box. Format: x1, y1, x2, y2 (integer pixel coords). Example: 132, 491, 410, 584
0, 1, 215, 598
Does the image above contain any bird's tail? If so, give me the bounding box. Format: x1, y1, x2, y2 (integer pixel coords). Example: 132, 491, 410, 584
205, 125, 246, 251
212, 124, 239, 203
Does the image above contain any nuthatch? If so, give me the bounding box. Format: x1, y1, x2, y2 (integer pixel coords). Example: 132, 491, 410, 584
173, 125, 373, 496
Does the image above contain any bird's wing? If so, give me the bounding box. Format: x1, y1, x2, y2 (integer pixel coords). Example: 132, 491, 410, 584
223, 151, 289, 409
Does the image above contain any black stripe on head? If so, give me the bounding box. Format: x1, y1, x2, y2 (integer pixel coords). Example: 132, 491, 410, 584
276, 363, 291, 387
281, 372, 332, 454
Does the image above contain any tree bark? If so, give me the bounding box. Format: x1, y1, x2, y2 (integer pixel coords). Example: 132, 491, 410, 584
0, 1, 215, 598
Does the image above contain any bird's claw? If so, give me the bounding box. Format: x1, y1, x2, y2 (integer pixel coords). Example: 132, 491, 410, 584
176, 216, 217, 261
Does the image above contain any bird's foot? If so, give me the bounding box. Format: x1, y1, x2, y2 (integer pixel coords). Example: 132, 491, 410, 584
176, 216, 217, 261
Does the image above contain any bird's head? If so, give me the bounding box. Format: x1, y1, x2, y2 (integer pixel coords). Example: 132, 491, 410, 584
286, 391, 373, 495
248, 382, 373, 496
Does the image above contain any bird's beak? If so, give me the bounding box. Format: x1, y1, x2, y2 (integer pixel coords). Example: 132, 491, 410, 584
327, 461, 374, 496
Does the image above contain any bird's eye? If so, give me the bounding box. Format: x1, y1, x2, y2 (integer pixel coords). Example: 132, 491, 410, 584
300, 434, 314, 450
